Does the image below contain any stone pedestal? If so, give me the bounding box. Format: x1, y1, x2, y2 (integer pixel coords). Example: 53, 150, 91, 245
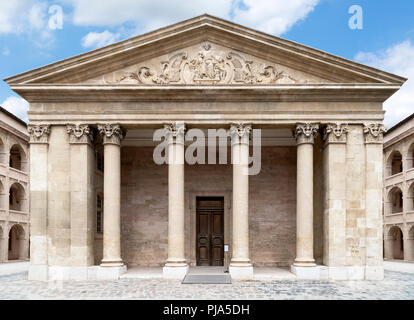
96, 265, 127, 280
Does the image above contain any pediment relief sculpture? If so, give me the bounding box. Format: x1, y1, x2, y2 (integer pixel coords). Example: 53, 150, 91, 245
103, 42, 311, 85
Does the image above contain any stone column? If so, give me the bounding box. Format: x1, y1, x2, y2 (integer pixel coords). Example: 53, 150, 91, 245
322, 123, 348, 279
97, 124, 126, 279
229, 123, 253, 280
291, 123, 318, 279
67, 124, 95, 280
163, 122, 188, 279
364, 123, 386, 279
27, 125, 50, 280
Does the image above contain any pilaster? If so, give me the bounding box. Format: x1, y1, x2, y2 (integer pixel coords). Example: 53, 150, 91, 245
322, 123, 348, 268
364, 122, 386, 280
27, 125, 50, 280
67, 124, 96, 280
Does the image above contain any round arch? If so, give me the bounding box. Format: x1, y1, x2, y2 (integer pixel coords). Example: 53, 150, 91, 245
407, 142, 414, 169
0, 225, 3, 262
0, 136, 6, 164
407, 225, 414, 261
385, 226, 404, 260
408, 182, 414, 212
386, 186, 403, 214
9, 143, 28, 172
7, 224, 26, 260
386, 150, 403, 177
0, 180, 5, 209
9, 182, 27, 212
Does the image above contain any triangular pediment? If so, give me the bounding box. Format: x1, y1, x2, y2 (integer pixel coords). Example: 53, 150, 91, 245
5, 14, 406, 87
83, 42, 332, 85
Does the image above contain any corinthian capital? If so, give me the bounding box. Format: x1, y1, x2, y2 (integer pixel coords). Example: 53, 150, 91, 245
28, 124, 50, 144
163, 121, 186, 144
98, 124, 125, 145
363, 123, 386, 144
293, 123, 319, 145
323, 123, 348, 144
67, 124, 94, 145
229, 122, 252, 146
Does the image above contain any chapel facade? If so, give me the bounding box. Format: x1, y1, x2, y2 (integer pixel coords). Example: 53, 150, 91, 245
5, 15, 406, 281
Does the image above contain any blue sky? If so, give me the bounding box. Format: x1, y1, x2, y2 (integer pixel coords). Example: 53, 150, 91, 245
1, 0, 413, 127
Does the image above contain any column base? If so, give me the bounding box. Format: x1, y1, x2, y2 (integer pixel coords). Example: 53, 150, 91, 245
28, 264, 48, 281
291, 264, 321, 280
100, 259, 124, 267
96, 264, 127, 280
163, 263, 188, 280
229, 263, 253, 280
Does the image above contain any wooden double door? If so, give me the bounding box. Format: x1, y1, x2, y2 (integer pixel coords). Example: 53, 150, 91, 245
196, 197, 224, 266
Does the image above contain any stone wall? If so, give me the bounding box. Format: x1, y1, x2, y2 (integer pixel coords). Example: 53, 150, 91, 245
119, 146, 299, 267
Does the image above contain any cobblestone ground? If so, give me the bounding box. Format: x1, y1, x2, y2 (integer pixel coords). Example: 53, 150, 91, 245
0, 271, 413, 300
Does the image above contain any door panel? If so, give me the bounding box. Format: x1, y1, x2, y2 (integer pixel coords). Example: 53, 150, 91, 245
196, 197, 224, 266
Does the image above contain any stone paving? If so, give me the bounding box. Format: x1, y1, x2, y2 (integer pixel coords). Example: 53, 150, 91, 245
0, 270, 413, 300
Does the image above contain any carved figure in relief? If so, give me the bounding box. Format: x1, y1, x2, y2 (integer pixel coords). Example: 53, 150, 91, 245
105, 42, 302, 85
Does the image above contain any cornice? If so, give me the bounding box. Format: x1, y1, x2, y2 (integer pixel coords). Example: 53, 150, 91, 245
10, 83, 400, 103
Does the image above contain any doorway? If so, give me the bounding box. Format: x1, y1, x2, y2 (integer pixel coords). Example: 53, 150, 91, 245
196, 197, 224, 266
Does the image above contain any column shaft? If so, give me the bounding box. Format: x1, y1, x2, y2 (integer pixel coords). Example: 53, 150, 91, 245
163, 122, 188, 280
231, 132, 250, 264
166, 139, 186, 265
102, 143, 122, 265
293, 123, 318, 267
228, 123, 253, 280
98, 124, 125, 267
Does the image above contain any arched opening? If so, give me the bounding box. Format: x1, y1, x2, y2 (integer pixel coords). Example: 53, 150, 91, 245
0, 226, 3, 262
385, 226, 404, 260
408, 183, 414, 212
407, 226, 414, 261
9, 182, 26, 212
9, 144, 27, 172
0, 180, 5, 209
387, 151, 403, 176
0, 137, 6, 164
408, 143, 414, 169
8, 224, 26, 260
387, 187, 403, 214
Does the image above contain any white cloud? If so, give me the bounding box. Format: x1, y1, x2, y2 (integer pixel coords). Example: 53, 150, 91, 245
64, 0, 231, 30
0, 0, 32, 33
2, 47, 10, 56
0, 1, 56, 48
65, 0, 318, 36
232, 0, 320, 35
81, 30, 121, 49
1, 96, 29, 122
355, 40, 414, 129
